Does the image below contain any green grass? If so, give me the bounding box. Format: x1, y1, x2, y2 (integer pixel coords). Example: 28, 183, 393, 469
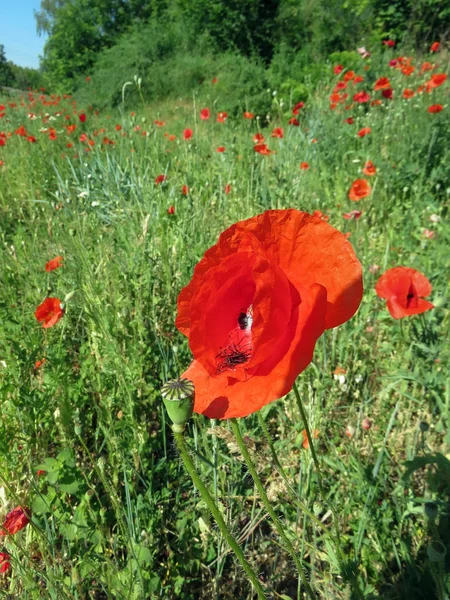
0, 52, 449, 599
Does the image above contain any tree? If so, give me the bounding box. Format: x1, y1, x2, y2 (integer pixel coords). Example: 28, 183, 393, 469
0, 44, 14, 87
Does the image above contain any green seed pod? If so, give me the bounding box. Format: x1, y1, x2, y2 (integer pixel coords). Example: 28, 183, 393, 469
161, 378, 195, 432
427, 540, 446, 562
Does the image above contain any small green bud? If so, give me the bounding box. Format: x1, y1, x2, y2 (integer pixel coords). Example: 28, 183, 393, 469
161, 378, 194, 432
427, 540, 446, 562
424, 502, 438, 521
419, 421, 430, 432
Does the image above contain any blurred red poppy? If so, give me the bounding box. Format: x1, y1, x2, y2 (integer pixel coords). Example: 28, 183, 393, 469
155, 174, 167, 184
45, 256, 63, 272
182, 185, 189, 195
343, 210, 362, 220
382, 88, 393, 99
244, 111, 254, 119
217, 112, 227, 123
200, 108, 210, 120
348, 179, 371, 201
426, 73, 447, 92
344, 117, 354, 124
300, 162, 309, 170
176, 209, 363, 419
253, 133, 264, 144
357, 127, 371, 138
34, 358, 46, 370
344, 70, 355, 82
216, 146, 225, 153
430, 42, 440, 53
167, 206, 175, 215
0, 507, 30, 536
35, 298, 64, 328
362, 161, 376, 176
383, 40, 396, 47
289, 117, 300, 126
428, 104, 443, 113
334, 65, 344, 75
254, 144, 274, 155
79, 113, 86, 123
374, 77, 391, 90
0, 552, 10, 573
375, 267, 434, 319
271, 127, 284, 139
292, 101, 304, 115
183, 128, 193, 140
403, 89, 415, 99
353, 91, 370, 103
224, 184, 231, 194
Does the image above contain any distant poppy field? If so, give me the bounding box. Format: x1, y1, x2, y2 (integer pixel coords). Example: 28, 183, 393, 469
0, 41, 449, 599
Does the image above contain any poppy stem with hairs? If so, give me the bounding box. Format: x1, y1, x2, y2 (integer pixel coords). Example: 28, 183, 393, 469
292, 382, 365, 600
230, 418, 317, 600
172, 430, 268, 600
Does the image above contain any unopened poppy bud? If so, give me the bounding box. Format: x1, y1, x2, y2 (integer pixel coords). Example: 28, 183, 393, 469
161, 378, 194, 432
419, 421, 429, 432
424, 501, 438, 521
427, 540, 446, 562
362, 417, 372, 430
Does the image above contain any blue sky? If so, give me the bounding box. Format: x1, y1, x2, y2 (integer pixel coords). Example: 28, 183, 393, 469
1, 0, 47, 68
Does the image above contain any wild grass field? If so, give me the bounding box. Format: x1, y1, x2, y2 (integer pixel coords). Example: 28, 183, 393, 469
0, 45, 449, 599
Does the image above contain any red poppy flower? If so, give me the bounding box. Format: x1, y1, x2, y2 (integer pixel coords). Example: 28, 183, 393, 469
428, 104, 443, 113
426, 73, 447, 91
362, 161, 376, 176
375, 267, 434, 319
182, 185, 189, 195
183, 128, 193, 140
357, 127, 371, 138
288, 117, 300, 126
348, 179, 371, 201
224, 184, 231, 194
217, 112, 227, 123
344, 117, 354, 125
154, 120, 165, 127
244, 111, 254, 119
354, 75, 365, 83
344, 70, 355, 82
254, 144, 274, 155
403, 88, 415, 99
0, 507, 30, 536
430, 42, 440, 53
167, 206, 175, 215
45, 256, 63, 272
200, 108, 210, 120
313, 210, 329, 221
334, 65, 344, 75
216, 146, 226, 153
421, 61, 433, 73
300, 162, 309, 170
79, 113, 86, 123
382, 88, 393, 99
0, 552, 10, 574
212, 77, 218, 84
383, 40, 396, 47
35, 298, 64, 328
374, 77, 391, 91
271, 127, 284, 139
34, 358, 46, 370
176, 209, 363, 419
253, 133, 265, 144
155, 174, 167, 184
353, 91, 370, 103
343, 210, 362, 220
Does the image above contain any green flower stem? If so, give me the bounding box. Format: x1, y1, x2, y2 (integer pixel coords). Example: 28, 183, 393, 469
256, 413, 334, 538
230, 419, 316, 600
292, 382, 364, 600
172, 430, 268, 600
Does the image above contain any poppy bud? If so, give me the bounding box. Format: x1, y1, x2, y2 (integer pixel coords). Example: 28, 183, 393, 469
161, 378, 195, 432
362, 417, 372, 430
419, 421, 429, 432
424, 501, 438, 521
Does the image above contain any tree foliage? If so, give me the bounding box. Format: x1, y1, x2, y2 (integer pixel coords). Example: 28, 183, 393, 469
0, 44, 14, 87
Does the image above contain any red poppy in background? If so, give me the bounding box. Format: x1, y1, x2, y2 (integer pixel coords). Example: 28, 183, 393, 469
343, 210, 362, 220
224, 184, 231, 194
79, 113, 86, 123
244, 111, 254, 119
183, 128, 193, 140
362, 161, 376, 176
35, 298, 64, 328
45, 255, 63, 272
182, 185, 189, 195
253, 133, 265, 144
348, 179, 371, 201
176, 209, 363, 419
382, 88, 393, 99
374, 77, 391, 90
353, 91, 370, 103
426, 73, 447, 92
383, 40, 396, 47
357, 127, 371, 138
34, 358, 46, 370
155, 174, 167, 184
334, 65, 344, 75
289, 117, 300, 126
271, 127, 284, 139
300, 162, 309, 170
254, 144, 274, 155
428, 104, 443, 113
217, 112, 227, 123
216, 146, 226, 153
0, 552, 10, 574
403, 88, 415, 99
344, 117, 354, 124
292, 101, 304, 115
0, 507, 30, 536
167, 206, 175, 215
375, 267, 434, 319
344, 70, 355, 82
354, 75, 365, 83
200, 108, 210, 120
430, 42, 440, 53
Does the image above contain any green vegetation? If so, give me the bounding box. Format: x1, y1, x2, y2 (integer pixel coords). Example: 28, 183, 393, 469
0, 41, 449, 597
